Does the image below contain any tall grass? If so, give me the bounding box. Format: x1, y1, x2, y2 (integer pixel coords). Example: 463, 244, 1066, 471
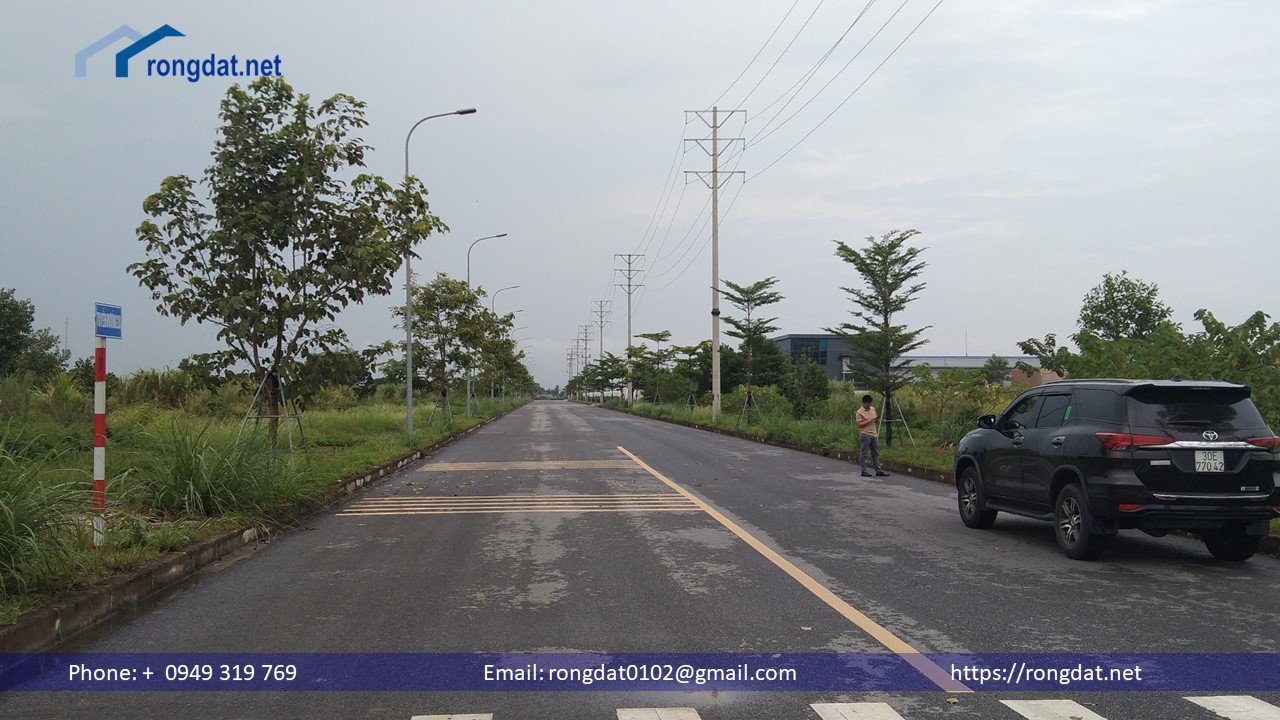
137, 422, 318, 518
0, 437, 85, 597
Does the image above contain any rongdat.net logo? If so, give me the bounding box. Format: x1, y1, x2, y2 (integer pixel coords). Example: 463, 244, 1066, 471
74, 24, 283, 83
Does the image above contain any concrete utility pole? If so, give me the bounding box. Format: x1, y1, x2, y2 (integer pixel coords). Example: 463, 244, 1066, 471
615, 254, 644, 405
686, 107, 744, 423
592, 300, 611, 403
577, 324, 593, 401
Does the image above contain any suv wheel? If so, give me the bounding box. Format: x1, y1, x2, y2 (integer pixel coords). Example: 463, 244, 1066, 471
957, 467, 997, 529
1202, 525, 1261, 562
1055, 484, 1107, 560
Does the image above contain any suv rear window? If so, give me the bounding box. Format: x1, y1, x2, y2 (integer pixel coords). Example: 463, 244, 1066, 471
1069, 388, 1124, 425
1124, 386, 1268, 431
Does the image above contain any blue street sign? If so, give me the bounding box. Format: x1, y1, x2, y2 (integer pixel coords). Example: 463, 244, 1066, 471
94, 303, 122, 339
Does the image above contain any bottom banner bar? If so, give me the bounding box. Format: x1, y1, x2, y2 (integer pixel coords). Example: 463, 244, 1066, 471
2, 653, 1278, 692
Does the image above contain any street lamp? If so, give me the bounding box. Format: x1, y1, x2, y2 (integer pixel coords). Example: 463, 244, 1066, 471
490, 285, 519, 313
464, 233, 509, 416
403, 107, 476, 435
465, 233, 509, 288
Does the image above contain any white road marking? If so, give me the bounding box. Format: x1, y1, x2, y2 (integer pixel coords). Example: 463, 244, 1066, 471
1001, 699, 1108, 720
616, 709, 702, 720
811, 701, 907, 719
1186, 696, 1280, 720
409, 715, 492, 720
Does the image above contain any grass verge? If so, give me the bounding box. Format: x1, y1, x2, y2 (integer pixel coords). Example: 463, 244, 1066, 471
0, 398, 525, 626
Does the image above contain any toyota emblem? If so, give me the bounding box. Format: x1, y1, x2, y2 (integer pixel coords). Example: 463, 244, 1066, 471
1203, 430, 1219, 441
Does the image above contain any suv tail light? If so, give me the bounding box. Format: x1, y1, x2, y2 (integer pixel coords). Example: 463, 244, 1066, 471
1095, 432, 1172, 451
1246, 436, 1280, 451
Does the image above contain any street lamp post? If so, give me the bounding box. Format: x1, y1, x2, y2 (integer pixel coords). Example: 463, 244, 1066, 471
490, 285, 519, 314
404, 107, 476, 435
464, 233, 509, 417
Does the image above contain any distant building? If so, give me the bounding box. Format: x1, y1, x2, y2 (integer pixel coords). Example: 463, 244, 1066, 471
772, 333, 1052, 385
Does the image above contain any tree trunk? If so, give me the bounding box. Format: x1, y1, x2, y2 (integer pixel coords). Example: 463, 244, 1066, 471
266, 366, 281, 448
884, 387, 894, 448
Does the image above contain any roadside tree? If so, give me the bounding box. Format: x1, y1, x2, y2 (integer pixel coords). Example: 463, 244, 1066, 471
129, 77, 443, 441
722, 277, 784, 408
1078, 270, 1173, 341
826, 229, 930, 446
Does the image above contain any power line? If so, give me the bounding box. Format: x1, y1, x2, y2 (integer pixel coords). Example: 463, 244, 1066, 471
748, 0, 883, 145
711, 0, 804, 107
751, 0, 947, 181
732, 0, 829, 109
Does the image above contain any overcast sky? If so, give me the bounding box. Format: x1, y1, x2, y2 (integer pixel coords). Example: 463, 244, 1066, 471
3, 1, 1278, 390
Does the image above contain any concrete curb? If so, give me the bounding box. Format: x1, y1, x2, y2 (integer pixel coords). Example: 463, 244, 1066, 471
0, 409, 512, 654
597, 403, 1280, 559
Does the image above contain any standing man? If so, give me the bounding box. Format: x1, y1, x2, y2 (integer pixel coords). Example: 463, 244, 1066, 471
856, 394, 890, 478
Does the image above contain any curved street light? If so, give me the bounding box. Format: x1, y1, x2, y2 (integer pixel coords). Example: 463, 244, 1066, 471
490, 285, 519, 313
466, 233, 509, 288
464, 233, 509, 416
403, 107, 476, 435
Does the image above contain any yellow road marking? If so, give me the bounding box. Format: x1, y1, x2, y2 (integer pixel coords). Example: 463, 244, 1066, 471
418, 460, 639, 472
617, 445, 971, 694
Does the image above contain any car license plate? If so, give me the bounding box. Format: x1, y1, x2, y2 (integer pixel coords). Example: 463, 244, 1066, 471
1195, 450, 1225, 473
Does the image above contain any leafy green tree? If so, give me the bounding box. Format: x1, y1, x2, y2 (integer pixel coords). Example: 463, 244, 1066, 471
0, 289, 69, 380
396, 273, 498, 411
672, 341, 740, 400
293, 347, 376, 402
69, 357, 121, 396
981, 354, 1011, 385
911, 365, 988, 422
826, 229, 930, 447
0, 289, 35, 376
9, 329, 69, 380
632, 331, 673, 403
722, 277, 784, 405
1078, 270, 1173, 341
597, 352, 630, 400
129, 77, 443, 440
1021, 272, 1177, 379
781, 358, 830, 418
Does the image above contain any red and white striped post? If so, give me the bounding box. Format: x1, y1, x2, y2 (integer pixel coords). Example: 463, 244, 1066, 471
92, 302, 120, 549
93, 336, 107, 548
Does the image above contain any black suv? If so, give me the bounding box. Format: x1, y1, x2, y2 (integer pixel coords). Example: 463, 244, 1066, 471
954, 379, 1280, 560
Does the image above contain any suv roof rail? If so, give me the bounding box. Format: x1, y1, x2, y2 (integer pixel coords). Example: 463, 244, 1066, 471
1039, 378, 1134, 386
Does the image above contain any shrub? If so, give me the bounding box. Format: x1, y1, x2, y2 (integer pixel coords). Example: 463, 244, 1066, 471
930, 417, 978, 448
33, 374, 90, 425
120, 369, 195, 409
137, 422, 317, 518
0, 373, 32, 418
306, 385, 359, 412
0, 438, 85, 596
723, 384, 793, 420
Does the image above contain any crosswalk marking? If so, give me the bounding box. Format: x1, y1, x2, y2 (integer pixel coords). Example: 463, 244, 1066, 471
405, 697, 1280, 720
1186, 696, 1280, 720
419, 460, 639, 471
617, 709, 702, 720
337, 493, 698, 517
811, 701, 907, 719
1001, 699, 1107, 720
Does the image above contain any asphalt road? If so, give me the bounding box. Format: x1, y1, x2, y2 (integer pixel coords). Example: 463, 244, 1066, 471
3, 400, 1278, 719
